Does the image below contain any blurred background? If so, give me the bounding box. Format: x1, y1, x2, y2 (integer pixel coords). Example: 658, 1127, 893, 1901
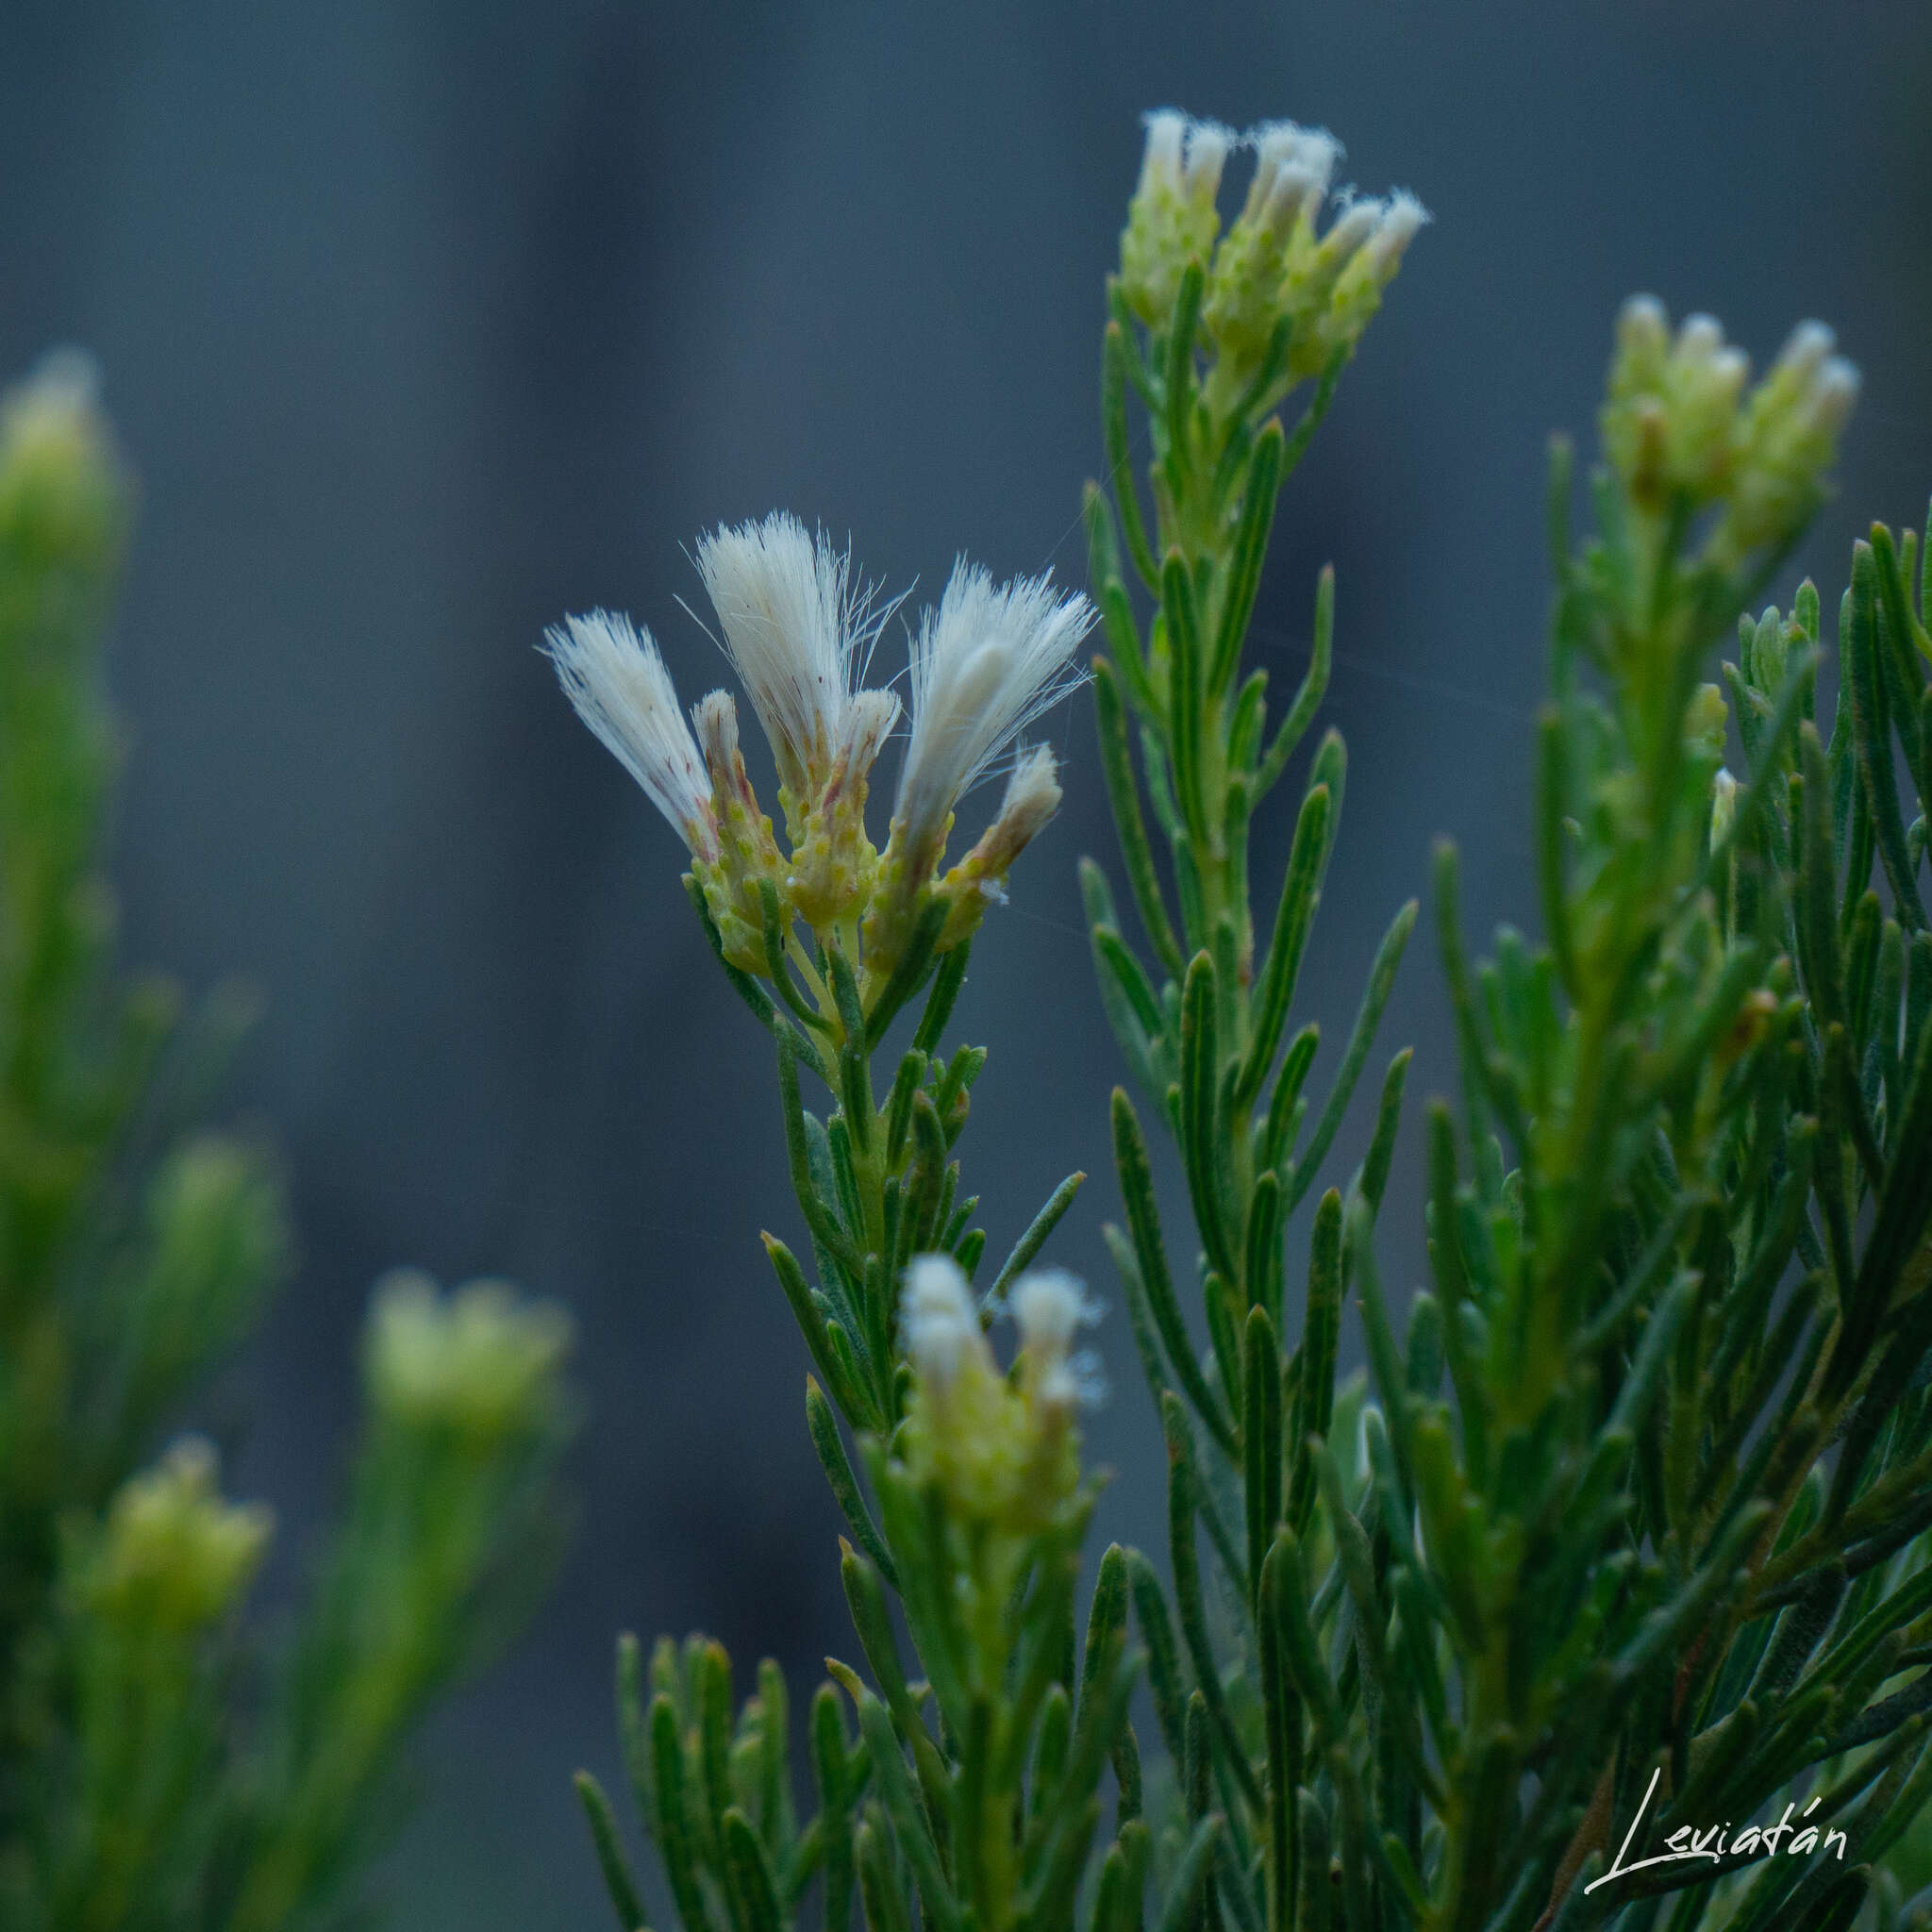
3, 1, 1929, 1924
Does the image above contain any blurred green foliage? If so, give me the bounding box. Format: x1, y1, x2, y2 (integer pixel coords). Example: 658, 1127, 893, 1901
0, 352, 576, 1932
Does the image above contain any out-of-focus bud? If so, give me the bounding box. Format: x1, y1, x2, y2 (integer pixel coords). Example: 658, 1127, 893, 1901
1720, 325, 1859, 562
83, 1438, 272, 1633
1119, 110, 1234, 326
1602, 302, 1749, 511
1685, 681, 1729, 758
897, 1255, 1091, 1537
1599, 300, 1857, 567
1709, 765, 1738, 851
134, 1136, 290, 1398
902, 1253, 995, 1393
366, 1271, 574, 1441
1009, 1267, 1106, 1426
898, 1255, 1020, 1523
0, 349, 126, 579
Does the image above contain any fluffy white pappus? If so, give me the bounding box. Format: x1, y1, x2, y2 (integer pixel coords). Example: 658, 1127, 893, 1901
895, 563, 1095, 856
1772, 321, 1839, 387
1182, 119, 1234, 201
1010, 1268, 1105, 1361
1361, 191, 1431, 277
1317, 195, 1383, 267
1675, 314, 1726, 366
693, 511, 890, 789
1618, 294, 1670, 355
1036, 1352, 1109, 1414
1138, 109, 1184, 194
691, 687, 741, 767
983, 742, 1063, 853
902, 1254, 990, 1391
1807, 358, 1860, 436
1766, 323, 1859, 437
1139, 108, 1235, 204
1246, 121, 1341, 225
544, 610, 715, 855
840, 687, 903, 781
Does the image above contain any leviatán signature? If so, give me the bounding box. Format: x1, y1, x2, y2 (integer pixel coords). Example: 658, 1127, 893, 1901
1587, 1767, 1851, 1894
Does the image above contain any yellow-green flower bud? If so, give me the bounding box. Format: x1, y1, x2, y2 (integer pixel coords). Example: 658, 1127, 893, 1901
1120, 111, 1232, 327
1296, 191, 1428, 380
366, 1271, 573, 1440
782, 688, 896, 933
0, 349, 125, 579
83, 1438, 272, 1633
1686, 681, 1729, 758
1601, 296, 1680, 510
862, 812, 947, 987
692, 689, 790, 973
934, 744, 1062, 950
1202, 123, 1337, 372
896, 1257, 1095, 1539
898, 1257, 1035, 1532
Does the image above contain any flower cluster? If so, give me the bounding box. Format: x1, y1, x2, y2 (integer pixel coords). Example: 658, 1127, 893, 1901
545, 516, 1092, 1023
1118, 109, 1428, 414
0, 348, 125, 575
78, 1438, 272, 1634
367, 1270, 575, 1440
895, 1253, 1103, 1538
1601, 297, 1858, 566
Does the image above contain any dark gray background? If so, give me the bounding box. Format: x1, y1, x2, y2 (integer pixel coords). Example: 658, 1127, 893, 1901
4, 3, 1928, 1924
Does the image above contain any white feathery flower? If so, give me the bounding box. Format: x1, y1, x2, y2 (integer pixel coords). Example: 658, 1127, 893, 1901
694, 511, 890, 797
902, 1254, 991, 1391
545, 610, 716, 858
895, 563, 1095, 867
